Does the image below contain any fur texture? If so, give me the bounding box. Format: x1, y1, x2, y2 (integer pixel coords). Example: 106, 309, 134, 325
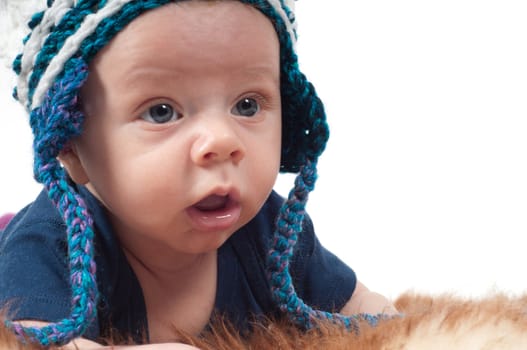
2, 292, 527, 349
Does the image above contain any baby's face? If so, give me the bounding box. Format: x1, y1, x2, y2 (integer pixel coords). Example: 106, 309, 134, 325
64, 1, 282, 257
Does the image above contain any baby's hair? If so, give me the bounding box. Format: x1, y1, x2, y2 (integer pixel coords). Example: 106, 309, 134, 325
8, 0, 382, 346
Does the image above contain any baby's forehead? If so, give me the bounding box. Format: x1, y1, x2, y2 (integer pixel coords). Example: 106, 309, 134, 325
101, 2, 279, 53
86, 2, 280, 81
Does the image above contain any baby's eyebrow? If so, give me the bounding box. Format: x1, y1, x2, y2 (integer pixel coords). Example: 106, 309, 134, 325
117, 66, 182, 85
119, 65, 279, 89
233, 65, 280, 85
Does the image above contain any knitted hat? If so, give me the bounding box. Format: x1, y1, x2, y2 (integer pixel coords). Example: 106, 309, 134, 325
7, 0, 379, 346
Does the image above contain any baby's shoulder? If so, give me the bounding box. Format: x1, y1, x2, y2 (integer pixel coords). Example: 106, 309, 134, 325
0, 189, 65, 246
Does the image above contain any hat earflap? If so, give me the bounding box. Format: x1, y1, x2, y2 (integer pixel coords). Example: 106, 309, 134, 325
279, 62, 330, 173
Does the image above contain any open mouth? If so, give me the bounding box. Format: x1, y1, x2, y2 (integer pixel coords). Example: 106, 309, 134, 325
186, 192, 242, 231
194, 194, 230, 212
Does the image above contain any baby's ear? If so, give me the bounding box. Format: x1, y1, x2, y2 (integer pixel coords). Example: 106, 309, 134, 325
58, 143, 89, 185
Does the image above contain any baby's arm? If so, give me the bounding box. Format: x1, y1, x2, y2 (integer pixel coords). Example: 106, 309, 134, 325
17, 321, 200, 350
340, 281, 398, 316
69, 339, 199, 350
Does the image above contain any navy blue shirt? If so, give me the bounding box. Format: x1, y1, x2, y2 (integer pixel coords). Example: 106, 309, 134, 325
0, 186, 356, 343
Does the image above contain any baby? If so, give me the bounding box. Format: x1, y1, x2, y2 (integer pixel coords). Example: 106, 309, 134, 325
0, 0, 396, 348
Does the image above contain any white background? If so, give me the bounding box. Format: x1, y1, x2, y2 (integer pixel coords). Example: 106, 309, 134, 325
1, 1, 527, 301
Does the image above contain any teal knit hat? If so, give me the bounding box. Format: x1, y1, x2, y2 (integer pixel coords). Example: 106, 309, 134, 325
8, 0, 379, 346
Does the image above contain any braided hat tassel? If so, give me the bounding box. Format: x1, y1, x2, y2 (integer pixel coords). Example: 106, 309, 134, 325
267, 160, 383, 332
6, 59, 98, 347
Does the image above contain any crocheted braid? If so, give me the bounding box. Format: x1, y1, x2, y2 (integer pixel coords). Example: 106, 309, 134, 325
267, 159, 382, 331
7, 59, 97, 346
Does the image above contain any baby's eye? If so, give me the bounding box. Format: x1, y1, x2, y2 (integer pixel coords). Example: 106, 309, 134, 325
140, 103, 180, 123
231, 97, 260, 117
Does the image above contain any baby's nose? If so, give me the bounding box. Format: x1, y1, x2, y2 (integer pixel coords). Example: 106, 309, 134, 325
190, 119, 245, 166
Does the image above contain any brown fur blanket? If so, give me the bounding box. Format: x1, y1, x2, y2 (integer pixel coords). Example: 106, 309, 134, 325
3, 292, 527, 349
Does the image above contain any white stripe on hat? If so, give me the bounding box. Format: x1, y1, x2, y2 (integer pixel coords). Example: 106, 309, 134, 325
267, 0, 297, 48
17, 0, 76, 109
31, 0, 134, 109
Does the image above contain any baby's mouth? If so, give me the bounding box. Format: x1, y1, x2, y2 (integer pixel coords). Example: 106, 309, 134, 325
186, 193, 242, 231
194, 194, 229, 212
